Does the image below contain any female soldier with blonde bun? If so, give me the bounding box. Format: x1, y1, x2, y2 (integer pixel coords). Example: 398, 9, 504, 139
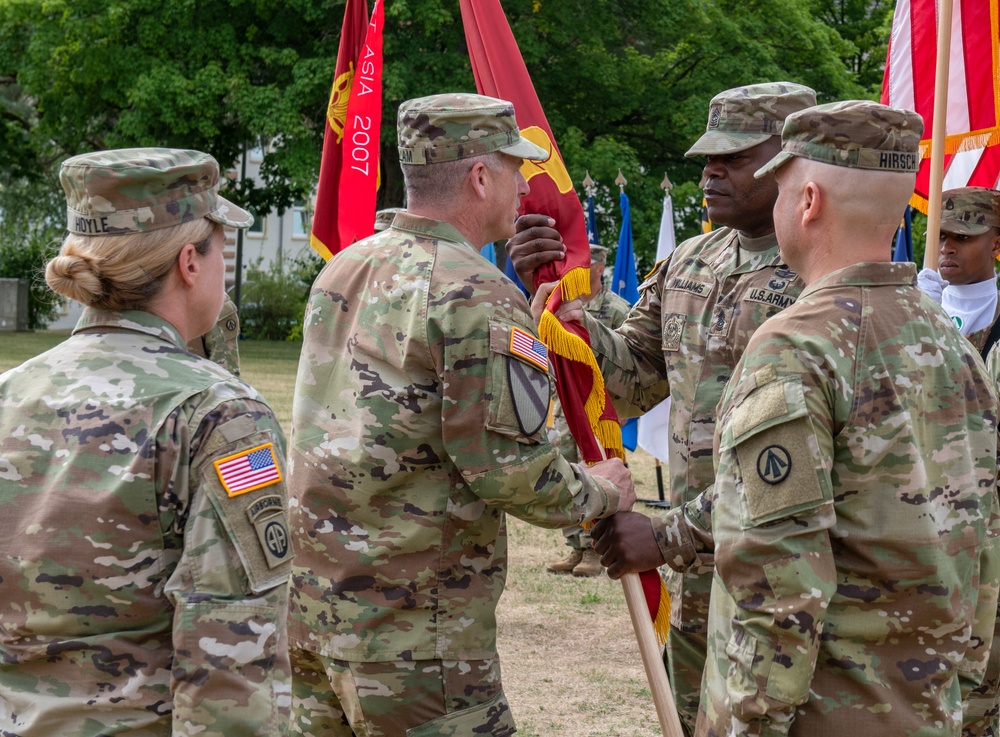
0, 148, 292, 736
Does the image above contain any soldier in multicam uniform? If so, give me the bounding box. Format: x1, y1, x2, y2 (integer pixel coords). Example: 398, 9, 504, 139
545, 243, 632, 577
918, 187, 1000, 359
0, 149, 293, 735
188, 294, 242, 374
509, 81, 815, 732
286, 93, 636, 736
598, 100, 1000, 736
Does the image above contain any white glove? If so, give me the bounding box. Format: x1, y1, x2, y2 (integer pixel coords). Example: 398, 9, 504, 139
917, 268, 948, 304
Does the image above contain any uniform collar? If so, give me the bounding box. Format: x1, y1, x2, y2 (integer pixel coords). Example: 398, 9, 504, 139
389, 211, 477, 251
800, 261, 917, 298
73, 308, 187, 349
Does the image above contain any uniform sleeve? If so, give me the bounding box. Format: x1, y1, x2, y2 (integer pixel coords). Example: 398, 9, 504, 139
430, 292, 623, 529
649, 488, 716, 573
586, 262, 672, 419
964, 356, 1000, 735
161, 396, 292, 737
711, 350, 839, 737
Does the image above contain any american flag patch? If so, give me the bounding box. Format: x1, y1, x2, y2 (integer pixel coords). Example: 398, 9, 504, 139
214, 443, 283, 498
509, 327, 549, 371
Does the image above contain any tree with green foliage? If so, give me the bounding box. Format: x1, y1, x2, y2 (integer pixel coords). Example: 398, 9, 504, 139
0, 0, 896, 284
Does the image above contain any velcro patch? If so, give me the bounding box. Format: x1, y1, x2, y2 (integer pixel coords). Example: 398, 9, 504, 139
509, 327, 549, 371
731, 379, 786, 439
247, 494, 292, 570
736, 419, 822, 522
508, 357, 550, 436
214, 443, 283, 498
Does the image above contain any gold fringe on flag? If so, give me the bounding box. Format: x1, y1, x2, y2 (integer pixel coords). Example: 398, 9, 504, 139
536, 265, 625, 460
652, 577, 672, 645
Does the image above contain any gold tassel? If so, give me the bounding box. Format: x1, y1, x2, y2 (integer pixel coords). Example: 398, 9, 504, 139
559, 265, 592, 302
653, 579, 672, 646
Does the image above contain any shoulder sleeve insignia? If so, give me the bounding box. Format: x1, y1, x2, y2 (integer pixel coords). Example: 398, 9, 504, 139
509, 326, 549, 371
214, 443, 283, 497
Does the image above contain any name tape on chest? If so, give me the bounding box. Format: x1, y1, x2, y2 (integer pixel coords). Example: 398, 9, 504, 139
509, 327, 549, 371
214, 442, 283, 497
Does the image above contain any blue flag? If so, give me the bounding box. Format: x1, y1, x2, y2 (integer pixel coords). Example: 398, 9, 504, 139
503, 249, 530, 299
480, 241, 496, 266
612, 190, 640, 449
892, 206, 913, 262
586, 192, 598, 245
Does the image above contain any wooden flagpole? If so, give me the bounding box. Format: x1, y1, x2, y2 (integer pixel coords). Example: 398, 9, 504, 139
621, 572, 685, 737
924, 0, 955, 269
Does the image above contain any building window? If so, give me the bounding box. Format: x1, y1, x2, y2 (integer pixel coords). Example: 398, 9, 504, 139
247, 209, 265, 238
248, 144, 265, 163
292, 201, 311, 239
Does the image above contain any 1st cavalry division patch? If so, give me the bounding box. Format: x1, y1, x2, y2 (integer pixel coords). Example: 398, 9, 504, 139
214, 443, 283, 497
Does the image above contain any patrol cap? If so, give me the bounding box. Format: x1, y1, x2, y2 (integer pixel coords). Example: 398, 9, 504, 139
374, 207, 404, 232
397, 93, 548, 166
685, 82, 817, 157
590, 244, 609, 263
940, 187, 1000, 236
755, 100, 924, 178
60, 147, 253, 236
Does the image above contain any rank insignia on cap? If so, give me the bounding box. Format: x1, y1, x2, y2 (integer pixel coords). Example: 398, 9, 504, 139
214, 443, 283, 497
509, 327, 549, 371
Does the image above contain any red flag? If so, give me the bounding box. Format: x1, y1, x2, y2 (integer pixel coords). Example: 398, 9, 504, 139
310, 0, 384, 260
460, 0, 623, 464
459, 0, 670, 646
337, 0, 384, 250
881, 0, 1000, 211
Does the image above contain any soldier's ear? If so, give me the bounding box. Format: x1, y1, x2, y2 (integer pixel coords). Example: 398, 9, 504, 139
176, 242, 201, 288
991, 228, 1000, 261
468, 160, 490, 201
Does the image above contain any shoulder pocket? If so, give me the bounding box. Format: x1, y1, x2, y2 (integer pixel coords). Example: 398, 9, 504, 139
200, 428, 293, 593
724, 374, 830, 527
486, 317, 552, 444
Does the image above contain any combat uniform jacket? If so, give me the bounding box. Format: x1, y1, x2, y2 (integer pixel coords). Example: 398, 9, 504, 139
661, 262, 1000, 736
0, 309, 292, 736
586, 226, 803, 631
288, 212, 624, 663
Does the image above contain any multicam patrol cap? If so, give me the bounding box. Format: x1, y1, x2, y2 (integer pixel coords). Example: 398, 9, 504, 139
397, 93, 548, 165
60, 148, 253, 236
754, 100, 924, 178
685, 82, 817, 157
374, 207, 404, 232
940, 187, 1000, 236
589, 244, 610, 263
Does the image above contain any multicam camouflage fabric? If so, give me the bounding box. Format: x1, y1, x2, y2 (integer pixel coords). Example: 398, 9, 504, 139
685, 82, 817, 157
660, 262, 1000, 736
755, 100, 924, 177
188, 295, 242, 375
291, 650, 515, 737
396, 93, 547, 165
0, 308, 292, 736
942, 187, 1000, 236
287, 211, 625, 732
60, 147, 252, 235
586, 227, 804, 731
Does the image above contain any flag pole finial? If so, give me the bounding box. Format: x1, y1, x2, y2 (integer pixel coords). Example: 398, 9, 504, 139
660, 172, 673, 192
583, 170, 596, 196
615, 169, 627, 191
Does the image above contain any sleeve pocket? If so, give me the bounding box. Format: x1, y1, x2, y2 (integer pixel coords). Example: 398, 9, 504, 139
724, 376, 831, 527
485, 317, 553, 445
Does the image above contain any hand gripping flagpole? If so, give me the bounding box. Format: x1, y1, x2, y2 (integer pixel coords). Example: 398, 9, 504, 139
606, 166, 684, 737
923, 0, 954, 270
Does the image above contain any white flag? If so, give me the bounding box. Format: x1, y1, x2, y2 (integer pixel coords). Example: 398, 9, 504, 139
638, 194, 677, 465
